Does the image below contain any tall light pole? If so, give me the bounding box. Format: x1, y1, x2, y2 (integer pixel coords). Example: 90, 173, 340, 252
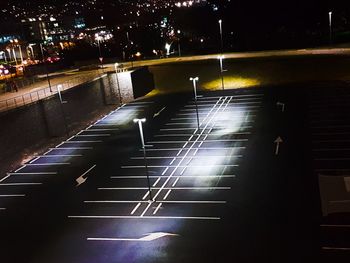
95, 34, 104, 71
114, 63, 123, 105
218, 19, 224, 54
133, 118, 153, 201
329, 11, 333, 45
190, 77, 200, 132
40, 43, 52, 92
57, 84, 69, 136
218, 55, 225, 90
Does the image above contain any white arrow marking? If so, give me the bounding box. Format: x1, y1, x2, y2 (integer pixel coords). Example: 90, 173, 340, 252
87, 232, 178, 242
276, 102, 285, 112
76, 165, 97, 187
274, 136, 283, 155
153, 107, 166, 118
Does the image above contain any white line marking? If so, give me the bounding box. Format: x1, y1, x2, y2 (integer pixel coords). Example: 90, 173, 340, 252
7, 172, 58, 175
148, 139, 248, 143
69, 215, 220, 220
14, 166, 26, 172
87, 232, 177, 242
153, 203, 162, 215
36, 155, 83, 157
0, 194, 25, 197
140, 202, 153, 217
111, 175, 236, 179
50, 147, 93, 150
0, 183, 42, 186
131, 202, 142, 215
143, 147, 245, 151
172, 177, 180, 187
99, 187, 231, 190
163, 189, 172, 200
64, 141, 102, 143
84, 200, 227, 204
77, 134, 111, 137
87, 128, 119, 131
131, 155, 242, 160
0, 174, 11, 183
152, 177, 161, 187
26, 163, 70, 166
121, 165, 238, 168
29, 157, 40, 164
142, 191, 150, 200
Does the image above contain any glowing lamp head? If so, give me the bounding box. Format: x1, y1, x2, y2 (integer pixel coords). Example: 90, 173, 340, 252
190, 77, 199, 81
133, 118, 146, 123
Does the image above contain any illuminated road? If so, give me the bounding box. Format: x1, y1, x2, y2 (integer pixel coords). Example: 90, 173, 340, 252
0, 86, 349, 262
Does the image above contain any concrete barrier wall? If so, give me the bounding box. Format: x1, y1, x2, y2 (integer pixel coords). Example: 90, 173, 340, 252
0, 74, 116, 175
0, 67, 155, 175
0, 69, 154, 175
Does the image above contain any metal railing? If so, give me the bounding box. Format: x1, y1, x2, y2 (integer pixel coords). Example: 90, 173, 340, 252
0, 72, 102, 112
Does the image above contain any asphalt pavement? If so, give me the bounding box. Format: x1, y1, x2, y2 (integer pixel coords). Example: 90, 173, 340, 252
0, 85, 349, 262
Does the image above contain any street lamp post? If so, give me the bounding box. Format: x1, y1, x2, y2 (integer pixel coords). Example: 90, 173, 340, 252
218, 19, 224, 54
190, 77, 200, 132
57, 84, 69, 136
218, 55, 225, 90
133, 118, 153, 201
114, 63, 123, 105
329, 11, 333, 45
40, 43, 52, 92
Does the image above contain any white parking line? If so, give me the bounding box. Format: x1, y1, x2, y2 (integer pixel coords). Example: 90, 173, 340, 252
64, 141, 102, 143
131, 202, 142, 215
131, 155, 242, 160
84, 200, 226, 204
153, 203, 162, 215
7, 172, 58, 175
68, 215, 220, 220
35, 155, 83, 157
110, 175, 236, 179
29, 157, 40, 163
25, 163, 70, 166
0, 183, 42, 186
76, 134, 111, 137
50, 147, 93, 150
143, 147, 245, 151
0, 174, 11, 183
14, 166, 26, 172
98, 187, 231, 190
0, 194, 25, 197
148, 139, 248, 143
121, 164, 238, 169
87, 128, 119, 131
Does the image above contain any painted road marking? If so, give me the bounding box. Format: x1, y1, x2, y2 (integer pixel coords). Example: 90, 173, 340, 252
98, 187, 231, 190
7, 172, 58, 175
25, 163, 70, 166
121, 164, 238, 169
87, 232, 178, 242
130, 155, 242, 160
143, 147, 245, 151
110, 175, 236, 179
76, 165, 97, 187
64, 141, 103, 143
35, 155, 83, 157
50, 147, 93, 150
0, 183, 42, 186
0, 194, 26, 197
69, 215, 220, 220
148, 139, 248, 143
84, 200, 226, 204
